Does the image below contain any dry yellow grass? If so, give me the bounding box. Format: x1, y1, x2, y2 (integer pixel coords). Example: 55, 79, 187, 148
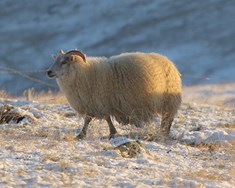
0, 104, 25, 124
218, 123, 235, 129
0, 90, 10, 99
195, 142, 234, 180
33, 91, 68, 104
187, 169, 228, 182
0, 89, 67, 104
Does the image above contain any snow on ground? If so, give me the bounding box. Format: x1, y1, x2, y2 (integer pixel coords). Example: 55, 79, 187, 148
183, 82, 235, 109
0, 86, 235, 187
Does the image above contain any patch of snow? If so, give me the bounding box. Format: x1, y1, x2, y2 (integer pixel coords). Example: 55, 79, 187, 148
0, 95, 234, 187
110, 136, 137, 147
182, 129, 235, 146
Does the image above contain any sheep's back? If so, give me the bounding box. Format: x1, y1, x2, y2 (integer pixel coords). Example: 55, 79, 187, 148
108, 52, 181, 122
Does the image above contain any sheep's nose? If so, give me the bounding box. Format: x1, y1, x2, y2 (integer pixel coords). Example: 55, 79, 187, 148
47, 70, 55, 78
47, 70, 52, 76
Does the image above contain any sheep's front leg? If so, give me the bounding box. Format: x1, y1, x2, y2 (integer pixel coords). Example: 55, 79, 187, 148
76, 116, 92, 140
105, 116, 117, 139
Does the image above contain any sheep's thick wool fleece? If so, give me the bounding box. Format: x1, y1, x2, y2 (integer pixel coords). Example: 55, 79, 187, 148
57, 52, 181, 122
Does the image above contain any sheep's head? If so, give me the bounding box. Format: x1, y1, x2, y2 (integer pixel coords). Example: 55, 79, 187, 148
47, 49, 86, 79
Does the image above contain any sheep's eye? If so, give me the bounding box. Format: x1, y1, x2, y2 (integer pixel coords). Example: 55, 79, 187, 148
61, 61, 67, 65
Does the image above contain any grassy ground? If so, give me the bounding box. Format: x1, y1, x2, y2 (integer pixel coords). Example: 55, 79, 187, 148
0, 86, 235, 187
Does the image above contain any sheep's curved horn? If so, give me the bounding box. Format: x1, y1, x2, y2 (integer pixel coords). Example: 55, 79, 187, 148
66, 50, 86, 62
59, 49, 65, 55
51, 54, 57, 59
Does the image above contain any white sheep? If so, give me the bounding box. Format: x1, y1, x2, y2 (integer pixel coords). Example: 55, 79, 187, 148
47, 50, 182, 139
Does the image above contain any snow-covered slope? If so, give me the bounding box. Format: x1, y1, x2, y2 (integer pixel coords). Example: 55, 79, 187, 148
0, 94, 234, 187
0, 0, 235, 93
183, 82, 235, 109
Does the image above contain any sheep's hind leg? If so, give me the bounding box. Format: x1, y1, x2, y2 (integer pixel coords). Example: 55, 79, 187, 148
76, 116, 92, 140
106, 116, 117, 139
160, 113, 174, 139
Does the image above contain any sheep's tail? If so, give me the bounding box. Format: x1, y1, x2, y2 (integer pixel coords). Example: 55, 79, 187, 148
163, 61, 182, 116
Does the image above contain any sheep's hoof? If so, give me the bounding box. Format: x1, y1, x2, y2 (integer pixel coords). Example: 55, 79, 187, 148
160, 135, 169, 141
108, 133, 118, 140
157, 132, 172, 141
75, 133, 86, 140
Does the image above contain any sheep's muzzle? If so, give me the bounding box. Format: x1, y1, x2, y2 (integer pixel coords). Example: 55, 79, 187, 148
47, 70, 56, 79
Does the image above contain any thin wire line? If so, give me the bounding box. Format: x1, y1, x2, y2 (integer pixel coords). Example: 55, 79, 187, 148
182, 74, 211, 81
0, 66, 233, 88
0, 66, 58, 88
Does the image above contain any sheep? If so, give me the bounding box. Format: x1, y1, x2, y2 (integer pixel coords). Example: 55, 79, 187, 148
47, 49, 182, 140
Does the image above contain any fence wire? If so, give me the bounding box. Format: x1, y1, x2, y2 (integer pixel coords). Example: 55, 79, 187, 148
0, 65, 233, 90
0, 66, 58, 88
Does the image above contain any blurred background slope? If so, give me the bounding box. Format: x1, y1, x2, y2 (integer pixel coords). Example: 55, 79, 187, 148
0, 0, 235, 94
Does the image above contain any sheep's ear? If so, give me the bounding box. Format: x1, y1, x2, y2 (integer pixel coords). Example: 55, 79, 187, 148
66, 50, 86, 62
51, 54, 57, 59
59, 49, 65, 55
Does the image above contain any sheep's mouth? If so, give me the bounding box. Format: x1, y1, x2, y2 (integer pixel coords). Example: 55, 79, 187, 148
47, 71, 57, 79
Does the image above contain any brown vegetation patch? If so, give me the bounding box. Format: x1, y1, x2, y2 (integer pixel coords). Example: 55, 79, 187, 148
188, 170, 227, 181
181, 141, 221, 151
0, 90, 11, 99
33, 91, 68, 104
0, 104, 25, 124
218, 123, 235, 129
